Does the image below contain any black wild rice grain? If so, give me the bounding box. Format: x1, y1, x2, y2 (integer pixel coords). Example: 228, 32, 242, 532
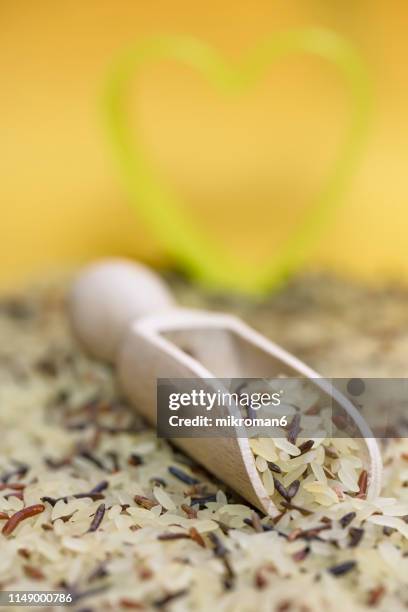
287, 480, 300, 499
52, 511, 77, 524
273, 478, 291, 502
41, 496, 60, 507
215, 520, 231, 535
208, 532, 228, 557
41, 484, 107, 506
79, 451, 107, 471
190, 494, 217, 508
223, 557, 235, 590
208, 533, 235, 589
60, 492, 103, 503
298, 440, 314, 454
0, 463, 28, 483
54, 493, 105, 505
287, 414, 301, 445
267, 462, 282, 474
75, 492, 105, 501
153, 590, 188, 608
209, 532, 235, 588
89, 481, 109, 494
250, 511, 264, 533
339, 512, 356, 528
328, 560, 357, 576
158, 532, 190, 541
383, 526, 394, 536
88, 504, 105, 532
281, 501, 312, 516
246, 404, 257, 422
349, 527, 364, 547
168, 466, 200, 486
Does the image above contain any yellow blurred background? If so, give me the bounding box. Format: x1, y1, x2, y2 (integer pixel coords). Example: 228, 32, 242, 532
1, 1, 407, 289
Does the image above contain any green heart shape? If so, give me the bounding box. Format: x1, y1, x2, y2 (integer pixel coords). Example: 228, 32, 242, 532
103, 29, 371, 294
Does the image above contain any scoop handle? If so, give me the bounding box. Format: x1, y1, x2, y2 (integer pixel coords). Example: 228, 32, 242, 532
69, 258, 176, 362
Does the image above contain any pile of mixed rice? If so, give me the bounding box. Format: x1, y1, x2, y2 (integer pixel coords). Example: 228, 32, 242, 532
0, 274, 407, 611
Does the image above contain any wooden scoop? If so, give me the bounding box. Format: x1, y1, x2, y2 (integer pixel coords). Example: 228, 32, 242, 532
69, 259, 382, 515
